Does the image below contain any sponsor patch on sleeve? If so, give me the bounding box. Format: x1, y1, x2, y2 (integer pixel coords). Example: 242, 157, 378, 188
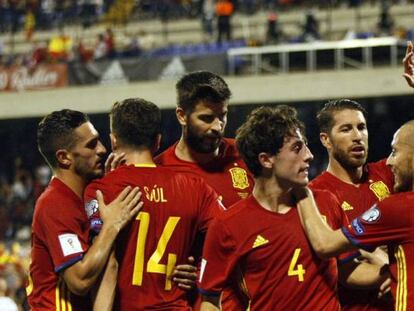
59, 233, 84, 256
351, 218, 365, 235
360, 205, 381, 223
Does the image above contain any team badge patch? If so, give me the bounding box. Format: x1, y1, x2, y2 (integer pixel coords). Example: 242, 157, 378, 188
229, 167, 249, 190
369, 181, 390, 201
360, 205, 381, 223
85, 199, 99, 218
58, 233, 83, 256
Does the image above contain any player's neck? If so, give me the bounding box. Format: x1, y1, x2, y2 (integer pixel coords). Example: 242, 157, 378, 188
117, 147, 155, 166
175, 137, 219, 164
253, 177, 294, 214
326, 157, 364, 185
54, 170, 87, 199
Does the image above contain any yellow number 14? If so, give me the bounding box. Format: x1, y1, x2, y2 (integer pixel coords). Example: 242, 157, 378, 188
132, 211, 180, 290
288, 248, 306, 282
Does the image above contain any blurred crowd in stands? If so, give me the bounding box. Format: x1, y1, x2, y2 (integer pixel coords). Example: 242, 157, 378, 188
0, 158, 51, 310
0, 0, 412, 68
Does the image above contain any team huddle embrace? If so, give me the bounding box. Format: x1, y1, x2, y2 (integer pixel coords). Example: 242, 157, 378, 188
27, 42, 414, 311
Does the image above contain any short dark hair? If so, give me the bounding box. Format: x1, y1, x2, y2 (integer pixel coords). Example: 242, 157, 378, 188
110, 98, 161, 149
37, 109, 89, 169
176, 71, 231, 112
236, 105, 305, 177
317, 99, 367, 133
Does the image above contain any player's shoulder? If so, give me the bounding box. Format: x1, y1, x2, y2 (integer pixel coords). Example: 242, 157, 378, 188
214, 196, 251, 222
34, 179, 79, 220
154, 143, 177, 165
220, 138, 239, 157
312, 188, 338, 205
366, 158, 387, 170
379, 191, 414, 209
170, 169, 211, 188
309, 171, 335, 190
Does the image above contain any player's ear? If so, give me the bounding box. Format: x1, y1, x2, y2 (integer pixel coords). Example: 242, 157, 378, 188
110, 133, 117, 151
176, 107, 187, 126
55, 149, 72, 168
320, 132, 332, 150
258, 152, 274, 172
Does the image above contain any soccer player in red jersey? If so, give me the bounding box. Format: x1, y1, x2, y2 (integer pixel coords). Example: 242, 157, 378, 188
155, 71, 254, 309
296, 119, 414, 311
155, 71, 253, 209
28, 110, 142, 311
84, 98, 224, 310
310, 99, 394, 310
198, 105, 387, 311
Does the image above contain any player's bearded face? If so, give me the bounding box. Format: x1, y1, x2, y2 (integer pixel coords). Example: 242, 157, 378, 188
329, 109, 368, 169
185, 101, 227, 154
71, 123, 107, 182
187, 121, 223, 153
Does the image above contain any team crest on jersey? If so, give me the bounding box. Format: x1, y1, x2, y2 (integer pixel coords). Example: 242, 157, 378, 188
229, 167, 249, 190
361, 205, 381, 223
85, 199, 99, 218
369, 181, 390, 201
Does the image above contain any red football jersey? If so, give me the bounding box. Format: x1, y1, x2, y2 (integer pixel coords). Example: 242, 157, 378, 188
84, 164, 222, 311
310, 159, 394, 220
155, 138, 254, 309
310, 159, 394, 311
28, 178, 91, 311
198, 190, 347, 311
342, 192, 414, 311
155, 138, 254, 208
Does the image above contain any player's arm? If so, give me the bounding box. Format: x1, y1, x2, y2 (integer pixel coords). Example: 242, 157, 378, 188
92, 251, 118, 311
63, 187, 142, 295
403, 40, 414, 88
200, 295, 221, 311
294, 187, 355, 259
339, 260, 389, 289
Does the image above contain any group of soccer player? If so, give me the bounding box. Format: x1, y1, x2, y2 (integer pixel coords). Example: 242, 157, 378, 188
26, 42, 414, 311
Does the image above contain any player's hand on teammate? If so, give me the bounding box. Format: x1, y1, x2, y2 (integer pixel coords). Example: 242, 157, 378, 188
377, 276, 391, 299
96, 186, 143, 233
403, 41, 414, 88
171, 256, 198, 291
105, 152, 126, 174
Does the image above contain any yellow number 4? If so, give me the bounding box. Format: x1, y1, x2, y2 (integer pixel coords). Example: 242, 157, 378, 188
288, 248, 306, 282
132, 211, 180, 290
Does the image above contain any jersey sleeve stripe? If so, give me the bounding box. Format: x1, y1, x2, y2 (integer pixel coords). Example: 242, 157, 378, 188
198, 288, 221, 297
55, 254, 84, 273
337, 251, 361, 264
341, 227, 376, 252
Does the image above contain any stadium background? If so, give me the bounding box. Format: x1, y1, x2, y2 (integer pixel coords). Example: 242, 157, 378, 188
0, 0, 414, 309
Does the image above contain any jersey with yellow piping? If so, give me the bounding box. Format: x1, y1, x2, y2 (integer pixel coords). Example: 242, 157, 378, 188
310, 159, 394, 311
28, 178, 91, 310
84, 164, 223, 311
342, 192, 414, 311
199, 190, 350, 311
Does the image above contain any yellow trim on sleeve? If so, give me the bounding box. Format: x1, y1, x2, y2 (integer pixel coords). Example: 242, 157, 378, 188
395, 245, 407, 311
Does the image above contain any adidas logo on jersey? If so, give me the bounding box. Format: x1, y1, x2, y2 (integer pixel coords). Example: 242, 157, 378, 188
253, 235, 269, 248
341, 201, 354, 211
